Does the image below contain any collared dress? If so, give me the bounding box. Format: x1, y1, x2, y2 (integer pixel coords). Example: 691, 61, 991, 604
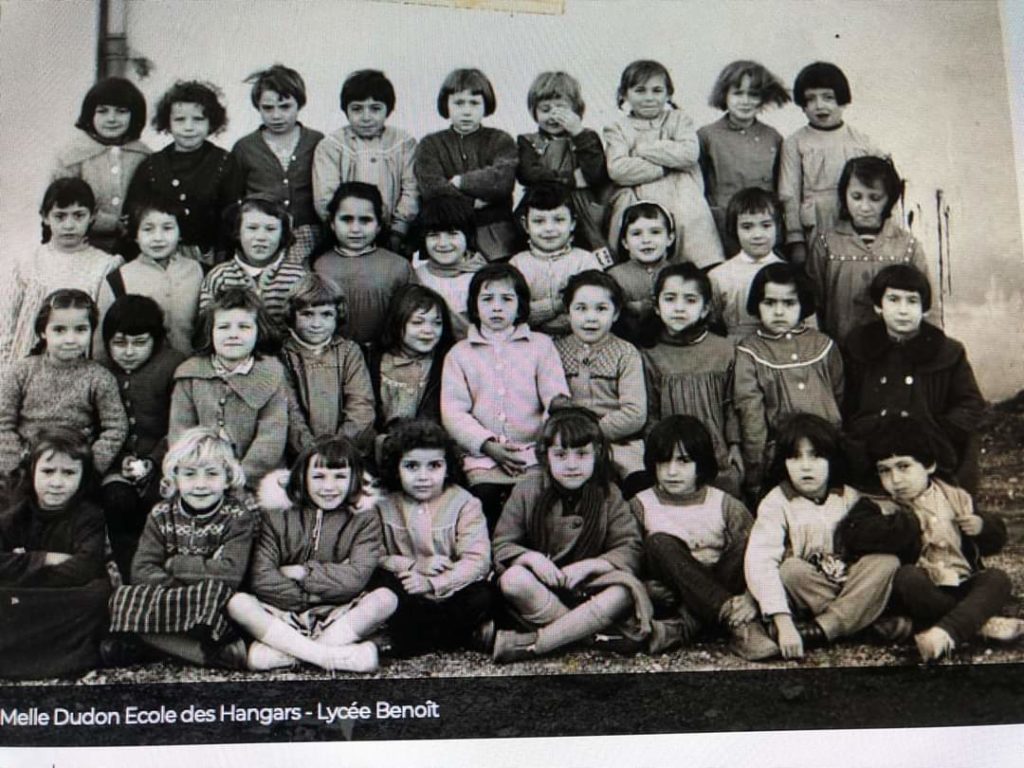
708, 251, 784, 342
509, 246, 608, 336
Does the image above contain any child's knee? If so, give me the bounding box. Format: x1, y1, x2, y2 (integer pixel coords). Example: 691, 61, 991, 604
893, 564, 930, 596
779, 557, 815, 589
367, 586, 400, 618
855, 553, 901, 579
225, 591, 258, 618
974, 568, 1012, 602
644, 532, 688, 562
498, 565, 545, 602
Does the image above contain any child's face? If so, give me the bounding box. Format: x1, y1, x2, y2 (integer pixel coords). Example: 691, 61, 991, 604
655, 443, 699, 496
257, 90, 300, 135
345, 97, 389, 139
294, 303, 337, 346
758, 281, 802, 334
212, 308, 258, 363
534, 96, 579, 136
332, 196, 380, 251
136, 210, 180, 261
109, 332, 155, 374
399, 447, 448, 502
656, 276, 709, 334
477, 278, 518, 333
547, 439, 596, 491
625, 75, 669, 119
801, 88, 844, 129
623, 215, 673, 264
93, 104, 132, 141
845, 175, 889, 229
876, 454, 934, 502
875, 287, 924, 340
424, 229, 468, 267
525, 205, 575, 253
402, 304, 444, 356
175, 460, 229, 511
568, 285, 619, 345
169, 102, 211, 152
447, 90, 486, 134
34, 450, 83, 510
42, 307, 92, 362
785, 437, 830, 500
736, 210, 776, 259
725, 74, 761, 125
45, 203, 93, 252
238, 208, 284, 266
306, 458, 353, 511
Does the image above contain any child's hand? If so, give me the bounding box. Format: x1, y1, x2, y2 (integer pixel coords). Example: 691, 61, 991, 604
43, 551, 72, 566
561, 561, 597, 589
449, 175, 463, 189
399, 570, 432, 595
522, 552, 565, 588
280, 564, 308, 581
727, 445, 745, 478
773, 614, 804, 659
415, 555, 453, 575
957, 514, 984, 536
12, 547, 25, 554
552, 107, 584, 137
482, 440, 529, 477
721, 593, 759, 628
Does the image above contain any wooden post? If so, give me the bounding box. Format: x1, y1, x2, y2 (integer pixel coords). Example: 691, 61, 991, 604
97, 0, 129, 79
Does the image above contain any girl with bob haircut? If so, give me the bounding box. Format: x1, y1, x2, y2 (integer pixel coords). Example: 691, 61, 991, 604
605, 60, 724, 269
415, 68, 521, 262
54, 76, 152, 253
807, 156, 932, 341
490, 406, 646, 662
0, 429, 112, 679
106, 427, 256, 669
373, 418, 494, 657
699, 60, 789, 253
227, 435, 396, 672
125, 80, 243, 266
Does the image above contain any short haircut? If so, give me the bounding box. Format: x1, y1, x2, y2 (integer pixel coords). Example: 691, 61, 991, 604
379, 418, 465, 493
284, 273, 347, 333
644, 414, 719, 486
725, 187, 780, 243
837, 156, 903, 222
324, 181, 387, 246
39, 178, 96, 244
617, 200, 676, 260
466, 263, 531, 328
865, 417, 938, 468
707, 60, 790, 111
746, 262, 816, 320
561, 269, 625, 311
413, 196, 477, 254
766, 412, 846, 489
191, 287, 280, 357
616, 60, 674, 109
245, 64, 307, 109
437, 68, 496, 118
31, 289, 97, 355
654, 262, 713, 307
102, 294, 167, 351
869, 264, 932, 311
380, 283, 455, 357
527, 71, 585, 118
793, 62, 851, 106
538, 405, 612, 487
225, 193, 294, 255
127, 195, 185, 236
24, 428, 96, 507
341, 69, 396, 114
515, 182, 574, 218
287, 434, 364, 505
160, 426, 245, 499
75, 76, 147, 141
153, 80, 228, 134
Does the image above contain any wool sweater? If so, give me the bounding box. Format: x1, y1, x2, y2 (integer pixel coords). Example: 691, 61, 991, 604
169, 356, 290, 485
312, 125, 418, 234
0, 356, 127, 475
745, 482, 861, 616
510, 246, 607, 335
697, 115, 782, 222
553, 333, 646, 442
708, 251, 784, 341
0, 497, 106, 587
492, 475, 642, 575
807, 219, 932, 343
604, 109, 723, 268
52, 131, 151, 237
250, 502, 383, 611
376, 486, 491, 600
232, 125, 324, 229
130, 493, 256, 588
198, 254, 308, 329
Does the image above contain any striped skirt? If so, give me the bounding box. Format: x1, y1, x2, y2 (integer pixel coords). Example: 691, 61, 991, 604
109, 579, 235, 641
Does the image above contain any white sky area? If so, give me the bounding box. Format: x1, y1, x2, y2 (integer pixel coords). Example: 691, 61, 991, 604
1, 0, 1022, 396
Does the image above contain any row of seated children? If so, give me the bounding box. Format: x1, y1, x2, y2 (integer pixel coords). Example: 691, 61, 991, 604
43, 56, 882, 275
1, 399, 1019, 681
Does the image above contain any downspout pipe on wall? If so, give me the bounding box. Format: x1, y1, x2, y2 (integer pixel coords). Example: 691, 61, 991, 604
97, 0, 128, 79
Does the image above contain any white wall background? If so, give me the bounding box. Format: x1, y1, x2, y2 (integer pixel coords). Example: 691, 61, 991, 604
2, 0, 1022, 396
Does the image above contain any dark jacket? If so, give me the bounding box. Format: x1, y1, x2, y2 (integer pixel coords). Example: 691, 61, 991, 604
0, 498, 106, 587
365, 345, 446, 432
